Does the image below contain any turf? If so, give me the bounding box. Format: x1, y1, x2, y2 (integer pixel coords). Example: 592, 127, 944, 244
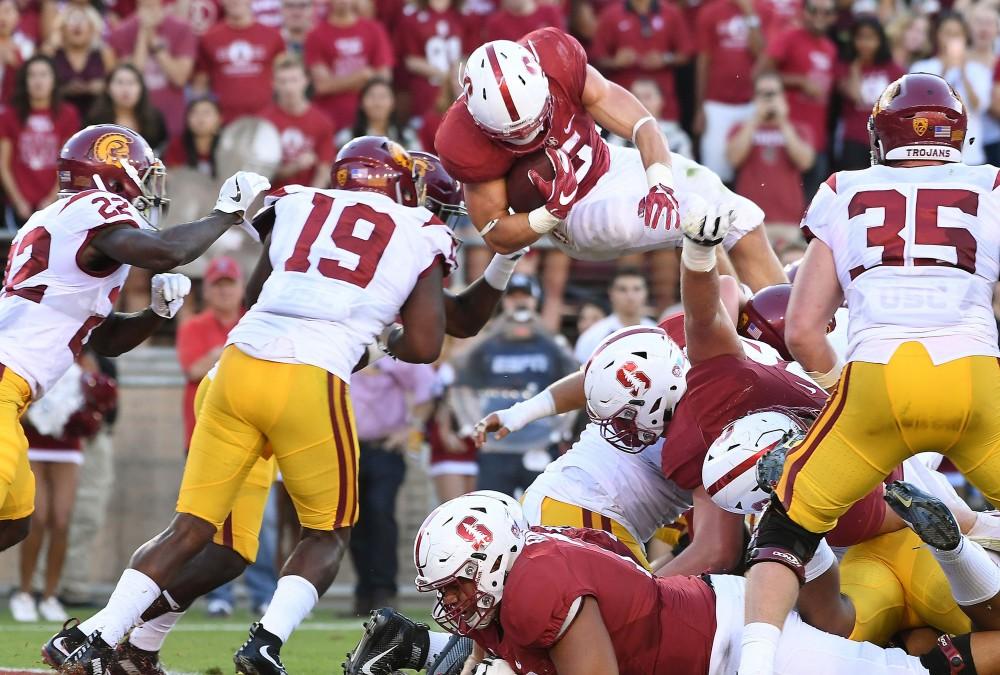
0, 607, 433, 675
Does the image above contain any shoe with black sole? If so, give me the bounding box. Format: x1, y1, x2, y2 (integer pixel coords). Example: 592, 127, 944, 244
41, 618, 87, 668
109, 640, 167, 675
427, 635, 474, 675
59, 631, 117, 675
884, 480, 963, 551
234, 623, 287, 675
343, 608, 430, 675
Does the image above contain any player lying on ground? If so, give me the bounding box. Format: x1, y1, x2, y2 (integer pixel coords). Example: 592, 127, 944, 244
0, 123, 269, 554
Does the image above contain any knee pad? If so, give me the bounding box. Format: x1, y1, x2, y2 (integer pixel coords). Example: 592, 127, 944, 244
746, 494, 824, 585
919, 634, 977, 675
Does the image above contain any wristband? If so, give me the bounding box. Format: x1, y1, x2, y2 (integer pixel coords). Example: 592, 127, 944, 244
631, 115, 656, 145
483, 252, 519, 290
528, 206, 561, 234
497, 390, 556, 433
806, 359, 844, 390
681, 238, 717, 272
645, 162, 675, 190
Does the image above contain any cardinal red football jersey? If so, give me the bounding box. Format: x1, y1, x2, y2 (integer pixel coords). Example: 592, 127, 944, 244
435, 27, 611, 207
469, 526, 716, 675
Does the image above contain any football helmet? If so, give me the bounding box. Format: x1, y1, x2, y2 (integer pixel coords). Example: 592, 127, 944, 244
333, 136, 426, 207
58, 124, 168, 227
583, 326, 688, 453
702, 410, 807, 515
463, 40, 552, 154
869, 72, 966, 164
410, 150, 470, 229
414, 491, 528, 635
738, 284, 836, 361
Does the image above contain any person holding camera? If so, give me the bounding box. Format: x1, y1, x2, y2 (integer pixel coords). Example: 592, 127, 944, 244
726, 71, 815, 227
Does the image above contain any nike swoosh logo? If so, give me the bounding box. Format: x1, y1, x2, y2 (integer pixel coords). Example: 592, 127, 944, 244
563, 115, 575, 134
259, 645, 281, 671
795, 381, 817, 394
895, 494, 913, 508
557, 187, 577, 207
362, 646, 396, 675
52, 637, 71, 655
230, 183, 242, 203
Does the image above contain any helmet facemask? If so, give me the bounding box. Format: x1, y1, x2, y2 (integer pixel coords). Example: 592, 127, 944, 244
417, 560, 499, 635
588, 402, 665, 453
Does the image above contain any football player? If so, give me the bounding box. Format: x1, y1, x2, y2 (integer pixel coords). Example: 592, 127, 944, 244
55, 137, 455, 675
437, 28, 786, 289
0, 124, 268, 554
739, 73, 1000, 675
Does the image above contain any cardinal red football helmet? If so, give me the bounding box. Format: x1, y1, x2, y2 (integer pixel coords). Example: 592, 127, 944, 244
738, 284, 836, 361
333, 136, 425, 207
410, 151, 469, 229
58, 124, 168, 226
868, 73, 967, 164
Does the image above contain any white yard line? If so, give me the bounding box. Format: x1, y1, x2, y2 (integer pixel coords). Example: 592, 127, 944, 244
0, 621, 362, 633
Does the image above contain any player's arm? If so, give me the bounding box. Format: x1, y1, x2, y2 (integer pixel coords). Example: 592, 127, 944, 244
473, 370, 585, 445
244, 234, 274, 308
549, 597, 620, 675
385, 263, 447, 363
464, 179, 547, 255
655, 488, 746, 576
785, 238, 843, 389
443, 248, 527, 337
88, 274, 192, 356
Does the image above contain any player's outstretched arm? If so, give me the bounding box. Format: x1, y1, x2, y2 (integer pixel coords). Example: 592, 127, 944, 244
549, 597, 620, 675
386, 263, 447, 364
785, 239, 843, 390
465, 179, 555, 255
443, 248, 528, 338
473, 370, 585, 446
655, 487, 746, 576
88, 274, 191, 356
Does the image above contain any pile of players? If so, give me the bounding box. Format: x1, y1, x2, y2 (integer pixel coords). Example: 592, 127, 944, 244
0, 23, 994, 675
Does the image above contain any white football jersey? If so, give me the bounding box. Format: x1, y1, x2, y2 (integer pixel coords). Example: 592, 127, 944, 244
802, 164, 1000, 365
228, 186, 457, 381
0, 190, 140, 396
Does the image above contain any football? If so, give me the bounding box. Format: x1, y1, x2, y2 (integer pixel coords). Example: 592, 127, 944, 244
504, 150, 553, 214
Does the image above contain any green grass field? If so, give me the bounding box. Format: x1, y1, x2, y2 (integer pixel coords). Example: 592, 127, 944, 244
0, 607, 431, 674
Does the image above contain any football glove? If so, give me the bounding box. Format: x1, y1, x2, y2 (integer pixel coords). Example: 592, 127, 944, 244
680, 193, 733, 247
473, 658, 517, 675
214, 171, 271, 215
528, 147, 578, 221
638, 183, 680, 230
150, 273, 192, 319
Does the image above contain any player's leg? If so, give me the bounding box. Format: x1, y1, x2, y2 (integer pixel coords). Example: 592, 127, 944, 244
40, 461, 79, 614
944, 354, 1000, 509
531, 495, 651, 569
0, 366, 34, 551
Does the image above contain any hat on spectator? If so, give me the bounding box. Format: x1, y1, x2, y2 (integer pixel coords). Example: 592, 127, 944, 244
507, 273, 541, 299
205, 256, 243, 285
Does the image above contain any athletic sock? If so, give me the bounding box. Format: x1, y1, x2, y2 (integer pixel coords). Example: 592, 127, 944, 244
259, 575, 319, 643
932, 536, 1000, 605
738, 622, 781, 675
129, 611, 185, 652
78, 569, 162, 645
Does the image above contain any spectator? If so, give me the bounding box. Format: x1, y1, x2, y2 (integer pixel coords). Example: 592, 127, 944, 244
835, 16, 903, 170
0, 55, 79, 230
450, 274, 577, 497
176, 256, 245, 448
44, 5, 113, 119
759, 0, 837, 175
262, 53, 335, 189
727, 71, 815, 226
305, 0, 393, 131
426, 347, 478, 503
968, 2, 1000, 164
108, 0, 196, 140
86, 63, 168, 151
604, 77, 693, 158
591, 0, 693, 125
413, 61, 460, 153
0, 0, 32, 104
694, 0, 769, 183
573, 267, 656, 362
576, 298, 607, 337
194, 0, 285, 123
886, 11, 931, 71
170, 0, 223, 35
395, 0, 464, 119
163, 96, 222, 176
349, 358, 435, 616
335, 77, 419, 148
481, 0, 565, 43
911, 11, 991, 165
279, 0, 314, 56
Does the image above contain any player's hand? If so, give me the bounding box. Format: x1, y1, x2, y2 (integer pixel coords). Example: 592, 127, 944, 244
473, 412, 513, 447
680, 193, 733, 247
473, 659, 517, 675
638, 183, 679, 230
150, 273, 192, 319
528, 147, 578, 220
214, 171, 271, 215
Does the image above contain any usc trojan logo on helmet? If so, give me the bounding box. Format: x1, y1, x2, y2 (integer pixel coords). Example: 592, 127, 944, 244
92, 133, 132, 167
912, 117, 929, 136
456, 516, 493, 551
336, 167, 348, 187
616, 361, 652, 397
385, 140, 412, 171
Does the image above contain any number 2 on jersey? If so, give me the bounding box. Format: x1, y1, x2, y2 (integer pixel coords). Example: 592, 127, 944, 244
2, 227, 52, 302
848, 188, 978, 278
285, 193, 396, 289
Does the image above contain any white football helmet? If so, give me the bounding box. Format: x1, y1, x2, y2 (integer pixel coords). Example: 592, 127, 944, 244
463, 40, 552, 153
583, 326, 688, 453
702, 411, 807, 514
414, 491, 529, 634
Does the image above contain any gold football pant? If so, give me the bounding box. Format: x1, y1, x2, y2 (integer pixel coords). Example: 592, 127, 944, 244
0, 365, 34, 520
535, 496, 651, 569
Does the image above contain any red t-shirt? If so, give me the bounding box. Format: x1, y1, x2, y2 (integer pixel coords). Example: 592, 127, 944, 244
834, 60, 904, 144
480, 5, 565, 43
695, 0, 774, 104
590, 1, 693, 121
729, 121, 811, 224
261, 102, 336, 189
766, 26, 837, 151
162, 138, 215, 175
176, 309, 242, 446
0, 46, 24, 104
394, 7, 465, 118
197, 22, 285, 123
0, 106, 80, 208
304, 18, 395, 130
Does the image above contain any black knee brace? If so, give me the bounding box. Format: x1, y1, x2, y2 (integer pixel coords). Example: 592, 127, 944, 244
920, 634, 977, 675
745, 493, 824, 584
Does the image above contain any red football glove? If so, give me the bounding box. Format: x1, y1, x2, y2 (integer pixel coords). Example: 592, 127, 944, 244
638, 183, 680, 230
528, 147, 579, 220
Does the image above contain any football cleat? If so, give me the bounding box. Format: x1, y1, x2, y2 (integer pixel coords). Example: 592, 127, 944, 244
109, 640, 167, 675
427, 635, 474, 675
234, 623, 287, 675
59, 630, 117, 675
755, 440, 791, 494
343, 608, 430, 675
885, 480, 962, 551
41, 618, 87, 668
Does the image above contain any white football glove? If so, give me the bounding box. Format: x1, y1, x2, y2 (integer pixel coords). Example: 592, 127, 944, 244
473, 658, 517, 675
680, 192, 734, 247
150, 273, 192, 319
214, 171, 271, 215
